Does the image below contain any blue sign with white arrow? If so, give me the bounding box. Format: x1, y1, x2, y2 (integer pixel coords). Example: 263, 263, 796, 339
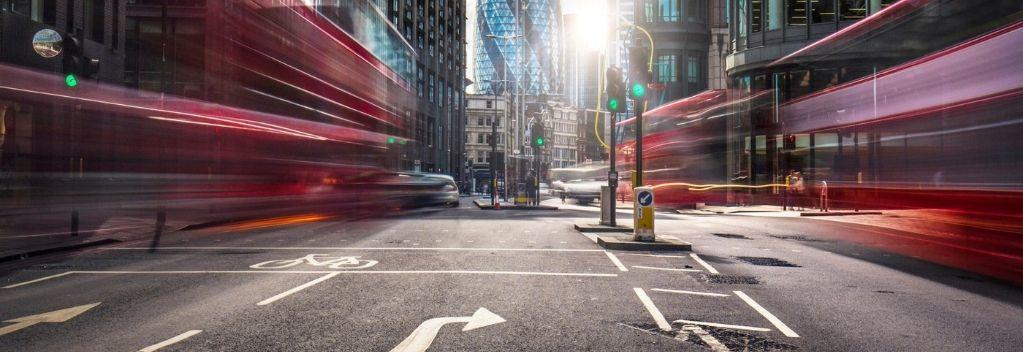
637, 190, 653, 207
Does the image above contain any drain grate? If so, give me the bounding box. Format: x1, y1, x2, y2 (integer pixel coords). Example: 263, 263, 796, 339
701, 326, 800, 351
734, 256, 801, 267
769, 235, 828, 243
698, 274, 761, 285
713, 233, 752, 240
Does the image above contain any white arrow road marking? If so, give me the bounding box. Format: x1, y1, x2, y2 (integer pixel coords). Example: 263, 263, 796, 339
0, 302, 101, 336
390, 308, 505, 352
138, 330, 202, 352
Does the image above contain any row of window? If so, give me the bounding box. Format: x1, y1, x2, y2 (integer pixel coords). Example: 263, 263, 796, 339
641, 0, 707, 24
656, 53, 702, 83
737, 0, 897, 37
7, 0, 118, 47
470, 133, 502, 145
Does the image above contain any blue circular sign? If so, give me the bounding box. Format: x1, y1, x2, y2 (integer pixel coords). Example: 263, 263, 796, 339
637, 191, 653, 207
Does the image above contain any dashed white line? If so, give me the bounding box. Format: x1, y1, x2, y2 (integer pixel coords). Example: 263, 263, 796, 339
3, 271, 74, 289
650, 288, 729, 297
604, 252, 629, 272
257, 272, 339, 306
633, 288, 673, 331
674, 319, 771, 332
734, 291, 800, 337
632, 266, 701, 272
689, 253, 720, 274
138, 330, 202, 352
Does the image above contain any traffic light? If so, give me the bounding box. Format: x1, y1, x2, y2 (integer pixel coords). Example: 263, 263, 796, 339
531, 122, 546, 148
628, 46, 651, 101
605, 66, 626, 113
61, 34, 99, 83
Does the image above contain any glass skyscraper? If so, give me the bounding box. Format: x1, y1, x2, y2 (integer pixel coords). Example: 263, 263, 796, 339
475, 0, 563, 96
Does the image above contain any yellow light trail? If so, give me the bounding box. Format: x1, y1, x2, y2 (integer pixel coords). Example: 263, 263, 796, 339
651, 182, 789, 192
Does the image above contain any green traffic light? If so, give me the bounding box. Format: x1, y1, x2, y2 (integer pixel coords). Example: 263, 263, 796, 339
387, 137, 396, 144
536, 137, 544, 146
65, 74, 78, 87
631, 83, 645, 98
607, 98, 619, 111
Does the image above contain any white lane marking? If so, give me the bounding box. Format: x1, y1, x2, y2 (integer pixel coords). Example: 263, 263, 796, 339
650, 288, 729, 297
257, 272, 340, 306
105, 247, 604, 252
139, 330, 202, 352
633, 288, 673, 332
604, 252, 628, 272
733, 291, 800, 337
3, 271, 74, 289
559, 241, 567, 244
466, 240, 474, 243
681, 324, 732, 352
674, 319, 771, 332
70, 270, 619, 277
689, 254, 720, 274
632, 266, 701, 272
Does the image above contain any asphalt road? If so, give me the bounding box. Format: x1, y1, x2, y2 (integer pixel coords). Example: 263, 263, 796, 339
1, 197, 1021, 351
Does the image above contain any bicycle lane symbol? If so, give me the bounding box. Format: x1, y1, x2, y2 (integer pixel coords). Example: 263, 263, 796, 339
250, 254, 378, 270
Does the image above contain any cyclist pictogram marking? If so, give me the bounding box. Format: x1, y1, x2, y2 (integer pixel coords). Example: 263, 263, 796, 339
250, 254, 378, 270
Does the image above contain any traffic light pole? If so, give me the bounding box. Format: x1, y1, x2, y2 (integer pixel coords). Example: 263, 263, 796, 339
635, 106, 643, 187
608, 112, 617, 227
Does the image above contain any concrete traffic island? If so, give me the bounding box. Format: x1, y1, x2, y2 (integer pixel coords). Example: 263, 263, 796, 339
595, 235, 692, 251
472, 199, 558, 210
572, 223, 633, 233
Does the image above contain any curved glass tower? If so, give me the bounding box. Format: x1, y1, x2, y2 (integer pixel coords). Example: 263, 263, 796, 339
475, 0, 562, 96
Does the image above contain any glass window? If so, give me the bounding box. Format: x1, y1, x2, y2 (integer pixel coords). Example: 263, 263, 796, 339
840, 0, 866, 20
686, 0, 704, 22
787, 0, 806, 26
766, 0, 782, 30
644, 2, 655, 23
811, 0, 835, 23
657, 55, 677, 82
687, 55, 700, 83
660, 0, 679, 22
737, 0, 748, 37
752, 0, 762, 33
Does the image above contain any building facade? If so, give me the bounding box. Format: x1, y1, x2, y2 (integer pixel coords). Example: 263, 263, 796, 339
544, 102, 578, 169
386, 0, 467, 177
632, 0, 711, 108
464, 93, 510, 193
474, 0, 562, 96
722, 0, 1023, 209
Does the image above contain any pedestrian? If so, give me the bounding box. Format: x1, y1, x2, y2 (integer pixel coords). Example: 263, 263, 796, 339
819, 181, 829, 212
560, 190, 566, 204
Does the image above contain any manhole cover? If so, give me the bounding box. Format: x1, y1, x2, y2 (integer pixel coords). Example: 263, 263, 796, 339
734, 256, 801, 267
698, 274, 761, 285
701, 325, 800, 351
713, 233, 751, 240
769, 235, 828, 243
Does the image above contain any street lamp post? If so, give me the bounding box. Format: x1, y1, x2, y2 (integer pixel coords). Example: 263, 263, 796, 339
484, 33, 524, 205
